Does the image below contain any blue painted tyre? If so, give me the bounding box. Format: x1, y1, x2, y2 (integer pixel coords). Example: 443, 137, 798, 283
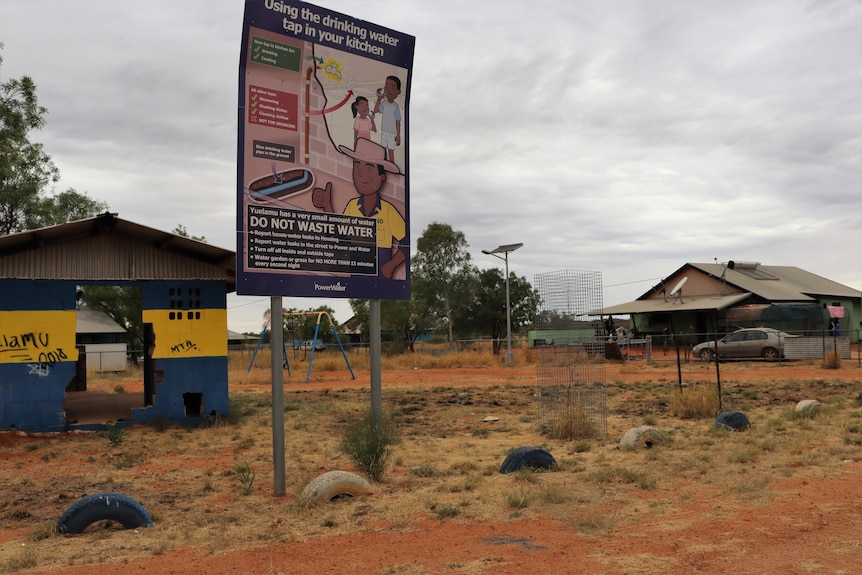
499, 446, 557, 474
714, 411, 750, 431
57, 492, 153, 534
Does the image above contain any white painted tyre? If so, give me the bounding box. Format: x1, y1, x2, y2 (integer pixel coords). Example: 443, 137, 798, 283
794, 399, 822, 414
300, 470, 374, 500
619, 425, 665, 449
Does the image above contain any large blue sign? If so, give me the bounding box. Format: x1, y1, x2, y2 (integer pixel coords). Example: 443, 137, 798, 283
237, 0, 414, 300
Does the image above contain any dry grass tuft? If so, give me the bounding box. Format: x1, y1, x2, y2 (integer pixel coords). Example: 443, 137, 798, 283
543, 407, 599, 440
669, 385, 720, 419
822, 349, 842, 369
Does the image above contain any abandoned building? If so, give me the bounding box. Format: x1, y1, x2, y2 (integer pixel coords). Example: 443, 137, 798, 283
0, 212, 236, 432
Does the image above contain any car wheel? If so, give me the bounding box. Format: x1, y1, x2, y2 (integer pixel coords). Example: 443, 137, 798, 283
761, 347, 778, 360
699, 348, 714, 361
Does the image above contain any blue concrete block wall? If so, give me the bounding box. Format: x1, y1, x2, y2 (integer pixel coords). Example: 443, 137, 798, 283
0, 280, 77, 432
129, 356, 229, 424
0, 360, 75, 432
0, 279, 77, 311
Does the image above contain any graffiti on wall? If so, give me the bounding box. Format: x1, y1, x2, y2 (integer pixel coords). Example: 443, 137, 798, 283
0, 311, 78, 365
171, 340, 200, 354
142, 308, 227, 359
28, 363, 52, 377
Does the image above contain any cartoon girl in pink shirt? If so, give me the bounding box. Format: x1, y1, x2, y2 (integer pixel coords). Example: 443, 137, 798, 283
351, 96, 376, 146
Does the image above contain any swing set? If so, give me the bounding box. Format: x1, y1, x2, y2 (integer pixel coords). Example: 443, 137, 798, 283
246, 309, 355, 383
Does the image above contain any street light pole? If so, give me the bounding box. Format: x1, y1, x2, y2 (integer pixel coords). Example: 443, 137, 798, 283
482, 243, 523, 366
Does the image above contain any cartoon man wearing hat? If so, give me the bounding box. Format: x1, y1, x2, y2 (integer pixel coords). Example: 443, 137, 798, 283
312, 138, 406, 279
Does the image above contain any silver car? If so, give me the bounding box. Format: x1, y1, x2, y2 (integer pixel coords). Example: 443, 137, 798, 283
295, 340, 325, 351
692, 327, 793, 361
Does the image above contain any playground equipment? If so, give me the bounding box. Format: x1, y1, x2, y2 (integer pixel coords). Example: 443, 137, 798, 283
247, 309, 355, 383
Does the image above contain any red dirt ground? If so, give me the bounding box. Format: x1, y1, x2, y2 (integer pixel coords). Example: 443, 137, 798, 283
4, 361, 862, 574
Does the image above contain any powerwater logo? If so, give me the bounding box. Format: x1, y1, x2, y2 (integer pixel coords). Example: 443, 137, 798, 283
314, 282, 348, 292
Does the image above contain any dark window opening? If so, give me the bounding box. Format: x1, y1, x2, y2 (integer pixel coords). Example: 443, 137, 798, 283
183, 392, 203, 417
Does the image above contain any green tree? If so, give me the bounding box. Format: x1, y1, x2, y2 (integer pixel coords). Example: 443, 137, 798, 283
383, 298, 421, 352
412, 222, 475, 344
172, 224, 206, 243
349, 297, 428, 352
469, 267, 541, 355
348, 299, 370, 339
1, 46, 59, 234
279, 305, 338, 346
535, 309, 579, 330
26, 188, 107, 229
77, 286, 144, 351
1, 47, 107, 233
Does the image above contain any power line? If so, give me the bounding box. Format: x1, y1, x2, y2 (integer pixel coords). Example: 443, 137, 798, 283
603, 277, 664, 289
227, 297, 269, 310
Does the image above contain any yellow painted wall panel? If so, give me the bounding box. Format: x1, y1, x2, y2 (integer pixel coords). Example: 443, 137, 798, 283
142, 308, 227, 358
0, 311, 79, 364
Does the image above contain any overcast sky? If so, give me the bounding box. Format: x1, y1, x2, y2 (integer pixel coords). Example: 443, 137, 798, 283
2, 0, 860, 333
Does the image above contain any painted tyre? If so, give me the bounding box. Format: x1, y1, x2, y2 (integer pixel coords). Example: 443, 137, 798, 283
300, 470, 374, 500
57, 492, 153, 534
619, 426, 665, 449
714, 411, 750, 431
795, 399, 821, 414
498, 446, 557, 474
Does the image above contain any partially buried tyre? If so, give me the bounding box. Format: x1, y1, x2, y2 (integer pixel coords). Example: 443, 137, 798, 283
714, 411, 750, 431
56, 492, 153, 535
300, 470, 374, 500
498, 446, 557, 474
619, 425, 665, 449
794, 399, 822, 414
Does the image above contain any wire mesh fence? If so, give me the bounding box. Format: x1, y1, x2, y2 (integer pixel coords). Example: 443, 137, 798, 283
642, 329, 861, 366
534, 270, 608, 440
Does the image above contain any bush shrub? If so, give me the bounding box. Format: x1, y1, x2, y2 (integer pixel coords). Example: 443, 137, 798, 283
340, 409, 401, 482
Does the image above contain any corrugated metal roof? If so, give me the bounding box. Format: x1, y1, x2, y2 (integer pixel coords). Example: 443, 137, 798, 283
687, 263, 860, 301
228, 330, 257, 341
593, 261, 859, 317
76, 308, 127, 334
0, 213, 236, 291
593, 293, 752, 316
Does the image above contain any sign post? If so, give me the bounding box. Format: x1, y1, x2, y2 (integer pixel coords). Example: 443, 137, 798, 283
238, 0, 414, 495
